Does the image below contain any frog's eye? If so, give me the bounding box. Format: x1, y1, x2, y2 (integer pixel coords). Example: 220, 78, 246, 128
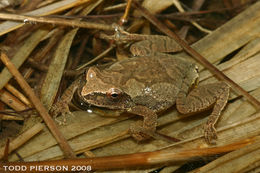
107, 88, 122, 99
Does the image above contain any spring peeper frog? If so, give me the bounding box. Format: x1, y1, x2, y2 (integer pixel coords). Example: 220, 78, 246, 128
51, 34, 229, 144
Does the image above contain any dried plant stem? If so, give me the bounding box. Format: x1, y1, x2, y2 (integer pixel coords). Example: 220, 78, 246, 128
84, 150, 96, 158
27, 58, 82, 77
0, 28, 49, 90
23, 29, 65, 79
77, 45, 116, 70
0, 52, 76, 159
0, 114, 24, 121
119, 0, 133, 25
2, 139, 9, 162
132, 0, 260, 110
172, 0, 212, 34
0, 138, 253, 172
104, 3, 127, 11
0, 89, 28, 111
194, 136, 260, 173
5, 84, 32, 107
0, 13, 114, 31
0, 123, 44, 159
178, 0, 205, 39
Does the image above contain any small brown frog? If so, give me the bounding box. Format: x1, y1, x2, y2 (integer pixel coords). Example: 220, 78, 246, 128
51, 34, 229, 144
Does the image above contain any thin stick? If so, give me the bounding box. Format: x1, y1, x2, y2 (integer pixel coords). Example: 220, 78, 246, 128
0, 89, 28, 111
0, 13, 114, 31
132, 0, 260, 110
0, 52, 76, 159
0, 114, 24, 121
119, 0, 133, 25
0, 138, 253, 172
76, 45, 115, 70
2, 139, 9, 162
172, 0, 212, 34
0, 123, 44, 159
5, 84, 32, 107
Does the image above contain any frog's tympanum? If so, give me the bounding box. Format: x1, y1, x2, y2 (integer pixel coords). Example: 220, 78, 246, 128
51, 35, 229, 144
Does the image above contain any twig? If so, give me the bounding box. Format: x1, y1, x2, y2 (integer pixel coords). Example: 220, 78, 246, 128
0, 138, 253, 172
172, 0, 212, 34
23, 29, 65, 80
76, 45, 116, 70
0, 89, 28, 111
0, 13, 114, 31
119, 0, 133, 25
0, 114, 24, 121
2, 139, 9, 162
0, 28, 49, 91
0, 52, 76, 159
5, 84, 32, 107
132, 0, 260, 110
104, 3, 127, 11
178, 0, 205, 39
27, 58, 83, 77
194, 136, 260, 172
0, 123, 44, 159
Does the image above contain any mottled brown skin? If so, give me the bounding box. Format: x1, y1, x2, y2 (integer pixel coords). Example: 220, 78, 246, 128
51, 36, 230, 144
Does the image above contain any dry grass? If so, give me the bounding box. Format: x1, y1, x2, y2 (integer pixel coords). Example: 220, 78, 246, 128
0, 0, 260, 172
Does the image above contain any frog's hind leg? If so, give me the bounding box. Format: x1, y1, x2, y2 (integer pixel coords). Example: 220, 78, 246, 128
176, 82, 230, 144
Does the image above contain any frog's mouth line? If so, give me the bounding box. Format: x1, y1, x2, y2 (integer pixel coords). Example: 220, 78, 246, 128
82, 103, 122, 112
73, 98, 126, 117
80, 92, 133, 110
73, 93, 123, 111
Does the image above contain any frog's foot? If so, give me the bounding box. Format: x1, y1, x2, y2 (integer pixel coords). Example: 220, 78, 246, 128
50, 101, 74, 125
129, 122, 151, 141
204, 122, 218, 144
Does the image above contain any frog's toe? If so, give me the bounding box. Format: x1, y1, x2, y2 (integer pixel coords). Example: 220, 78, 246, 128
204, 124, 218, 144
129, 123, 151, 141
55, 116, 66, 125
50, 101, 73, 125
55, 111, 74, 125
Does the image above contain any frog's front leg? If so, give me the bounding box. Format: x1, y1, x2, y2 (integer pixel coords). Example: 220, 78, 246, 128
50, 77, 83, 124
127, 105, 157, 141
176, 82, 230, 144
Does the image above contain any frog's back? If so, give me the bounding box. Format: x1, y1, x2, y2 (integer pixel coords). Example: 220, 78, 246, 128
106, 56, 194, 84
102, 56, 197, 111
